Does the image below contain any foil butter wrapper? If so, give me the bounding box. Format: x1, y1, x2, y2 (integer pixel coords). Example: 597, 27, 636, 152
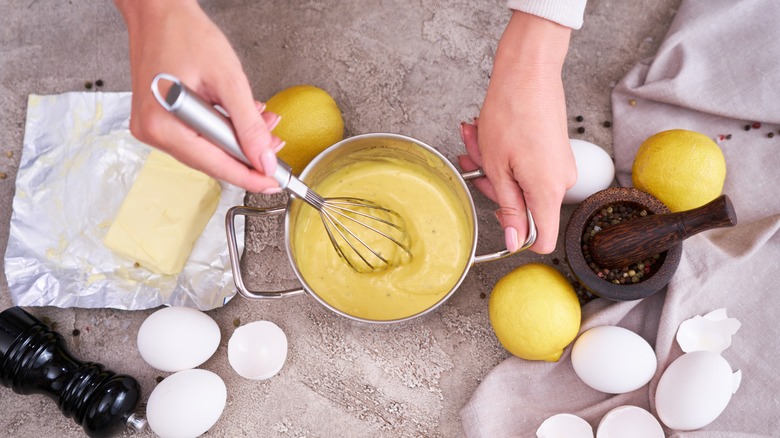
4, 92, 245, 310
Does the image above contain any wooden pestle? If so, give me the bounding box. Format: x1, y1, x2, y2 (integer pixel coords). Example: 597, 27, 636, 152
589, 194, 737, 269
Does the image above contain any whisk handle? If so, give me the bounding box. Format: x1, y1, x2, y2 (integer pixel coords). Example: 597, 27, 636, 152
151, 73, 295, 190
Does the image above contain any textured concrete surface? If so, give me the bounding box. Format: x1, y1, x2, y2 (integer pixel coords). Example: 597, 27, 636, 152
0, 1, 680, 436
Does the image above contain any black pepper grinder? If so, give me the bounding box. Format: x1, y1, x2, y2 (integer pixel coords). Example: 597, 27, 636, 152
0, 306, 145, 437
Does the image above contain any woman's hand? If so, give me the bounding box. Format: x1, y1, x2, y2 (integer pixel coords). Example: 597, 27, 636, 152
115, 0, 283, 193
458, 11, 577, 254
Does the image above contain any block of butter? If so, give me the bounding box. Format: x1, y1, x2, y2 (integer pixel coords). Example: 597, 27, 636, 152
104, 150, 222, 275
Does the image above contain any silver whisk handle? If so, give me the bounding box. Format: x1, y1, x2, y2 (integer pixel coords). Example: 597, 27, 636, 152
150, 73, 300, 195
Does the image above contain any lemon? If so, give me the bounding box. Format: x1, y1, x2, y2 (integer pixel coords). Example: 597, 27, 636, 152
265, 85, 344, 174
632, 129, 726, 212
488, 263, 581, 362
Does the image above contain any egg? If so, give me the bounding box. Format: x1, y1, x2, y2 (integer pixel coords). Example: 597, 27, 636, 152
563, 139, 615, 204
137, 306, 221, 372
146, 369, 227, 438
536, 413, 593, 438
596, 405, 663, 438
571, 326, 657, 394
655, 350, 740, 431
228, 320, 288, 380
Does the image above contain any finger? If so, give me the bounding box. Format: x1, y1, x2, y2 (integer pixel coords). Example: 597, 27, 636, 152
457, 155, 498, 202
521, 190, 563, 254
489, 171, 531, 253
460, 122, 484, 167
211, 74, 278, 177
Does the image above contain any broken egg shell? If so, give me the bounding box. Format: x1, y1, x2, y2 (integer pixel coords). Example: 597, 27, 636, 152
137, 306, 221, 373
146, 369, 227, 438
571, 326, 657, 394
596, 405, 663, 438
537, 413, 594, 438
676, 308, 741, 354
228, 320, 288, 380
655, 351, 740, 431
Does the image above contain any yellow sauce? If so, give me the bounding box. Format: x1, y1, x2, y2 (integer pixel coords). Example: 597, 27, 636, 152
291, 157, 473, 321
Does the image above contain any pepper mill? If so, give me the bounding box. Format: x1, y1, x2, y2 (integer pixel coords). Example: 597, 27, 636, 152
0, 306, 145, 437
590, 194, 737, 269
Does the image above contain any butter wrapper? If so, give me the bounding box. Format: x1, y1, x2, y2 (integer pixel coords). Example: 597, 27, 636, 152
3, 92, 245, 310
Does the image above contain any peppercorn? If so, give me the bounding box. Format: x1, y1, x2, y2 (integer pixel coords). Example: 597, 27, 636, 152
629, 99, 637, 106
603, 121, 612, 128
575, 115, 584, 122
233, 317, 241, 327
72, 329, 80, 337
744, 125, 751, 131
769, 132, 775, 138
577, 126, 585, 134
95, 79, 104, 87
84, 81, 93, 90
752, 122, 762, 129
156, 376, 164, 383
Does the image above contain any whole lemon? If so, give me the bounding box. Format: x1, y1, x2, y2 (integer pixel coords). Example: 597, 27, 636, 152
265, 85, 344, 174
632, 129, 726, 212
488, 263, 581, 362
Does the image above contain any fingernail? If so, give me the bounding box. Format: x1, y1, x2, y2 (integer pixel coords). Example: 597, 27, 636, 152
505, 226, 520, 253
260, 150, 277, 175
460, 122, 467, 143
257, 102, 267, 112
261, 186, 282, 195
273, 140, 286, 153
269, 114, 282, 131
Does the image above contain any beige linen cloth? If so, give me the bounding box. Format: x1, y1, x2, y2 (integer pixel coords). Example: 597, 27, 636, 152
461, 0, 780, 436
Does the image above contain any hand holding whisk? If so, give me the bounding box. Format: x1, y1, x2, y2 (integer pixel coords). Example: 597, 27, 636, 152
151, 74, 411, 273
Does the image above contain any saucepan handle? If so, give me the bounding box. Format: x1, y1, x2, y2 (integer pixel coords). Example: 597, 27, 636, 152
460, 169, 537, 264
225, 205, 306, 299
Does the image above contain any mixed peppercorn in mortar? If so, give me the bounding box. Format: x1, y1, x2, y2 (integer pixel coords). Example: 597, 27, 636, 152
580, 202, 664, 285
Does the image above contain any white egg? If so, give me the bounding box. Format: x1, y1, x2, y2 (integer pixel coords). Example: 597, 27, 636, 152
228, 321, 288, 380
563, 139, 615, 204
137, 306, 220, 372
571, 326, 657, 394
596, 405, 664, 438
656, 351, 739, 431
147, 369, 227, 438
537, 413, 594, 438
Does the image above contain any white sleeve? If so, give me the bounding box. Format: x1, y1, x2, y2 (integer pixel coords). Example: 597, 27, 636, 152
506, 0, 587, 30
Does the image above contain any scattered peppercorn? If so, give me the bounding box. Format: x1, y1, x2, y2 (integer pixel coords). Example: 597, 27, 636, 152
5, 151, 12, 158
95, 79, 104, 87
603, 121, 612, 128
726, 134, 732, 140
744, 125, 751, 131
133, 262, 140, 268
84, 81, 93, 90
72, 329, 81, 337
479, 292, 486, 299
629, 99, 637, 106
769, 132, 775, 138
577, 126, 585, 134
752, 122, 762, 129
233, 317, 241, 327
552, 258, 560, 265
575, 115, 584, 122
0, 172, 7, 180
156, 376, 164, 383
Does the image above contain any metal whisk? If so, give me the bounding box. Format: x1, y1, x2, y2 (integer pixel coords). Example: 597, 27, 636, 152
151, 73, 412, 273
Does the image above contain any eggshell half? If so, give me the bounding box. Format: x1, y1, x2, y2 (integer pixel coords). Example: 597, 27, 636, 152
537, 413, 594, 438
228, 320, 288, 380
596, 405, 663, 438
571, 326, 657, 394
137, 306, 221, 372
655, 351, 738, 430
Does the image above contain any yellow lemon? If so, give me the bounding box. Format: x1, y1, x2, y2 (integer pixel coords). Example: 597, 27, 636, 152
632, 129, 726, 212
265, 85, 344, 174
489, 263, 581, 362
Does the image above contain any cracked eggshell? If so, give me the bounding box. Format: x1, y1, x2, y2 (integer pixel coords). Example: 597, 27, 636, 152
596, 405, 663, 438
137, 306, 221, 372
563, 139, 615, 204
228, 320, 288, 380
655, 351, 740, 431
537, 413, 594, 438
676, 308, 741, 354
571, 326, 657, 394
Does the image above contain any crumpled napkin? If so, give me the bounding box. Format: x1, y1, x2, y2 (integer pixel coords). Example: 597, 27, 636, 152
460, 0, 780, 436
